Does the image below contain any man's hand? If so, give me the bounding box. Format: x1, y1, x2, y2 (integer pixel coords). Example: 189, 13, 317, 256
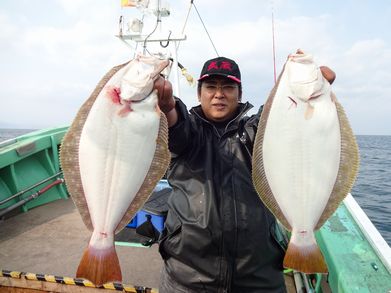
320, 66, 336, 85
154, 76, 175, 114
154, 75, 178, 127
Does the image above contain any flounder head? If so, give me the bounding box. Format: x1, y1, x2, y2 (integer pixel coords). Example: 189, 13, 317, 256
287, 52, 327, 102
120, 55, 170, 102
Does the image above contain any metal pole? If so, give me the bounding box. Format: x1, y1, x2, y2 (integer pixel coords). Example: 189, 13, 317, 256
172, 41, 180, 97
0, 179, 64, 218
0, 171, 63, 206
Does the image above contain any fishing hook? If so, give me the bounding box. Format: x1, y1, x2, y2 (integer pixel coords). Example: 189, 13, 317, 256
160, 30, 172, 48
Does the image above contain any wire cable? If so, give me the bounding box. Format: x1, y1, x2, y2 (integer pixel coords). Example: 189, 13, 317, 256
176, 0, 193, 51
192, 2, 219, 57
142, 0, 161, 55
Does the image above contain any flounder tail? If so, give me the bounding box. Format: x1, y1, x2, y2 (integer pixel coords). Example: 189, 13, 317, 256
283, 231, 328, 274
76, 242, 121, 286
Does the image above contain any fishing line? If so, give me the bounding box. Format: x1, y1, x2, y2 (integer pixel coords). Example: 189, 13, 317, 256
192, 1, 219, 57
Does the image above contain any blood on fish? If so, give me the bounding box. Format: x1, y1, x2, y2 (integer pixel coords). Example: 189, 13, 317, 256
118, 104, 133, 117
106, 86, 122, 104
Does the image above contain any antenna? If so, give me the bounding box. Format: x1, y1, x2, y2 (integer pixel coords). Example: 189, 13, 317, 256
271, 6, 277, 84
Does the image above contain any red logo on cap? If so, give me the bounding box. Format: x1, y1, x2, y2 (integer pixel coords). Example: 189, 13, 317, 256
207, 61, 233, 72
207, 61, 219, 71
220, 61, 232, 71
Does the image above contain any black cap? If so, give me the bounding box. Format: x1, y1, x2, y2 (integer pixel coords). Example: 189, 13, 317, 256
198, 56, 241, 83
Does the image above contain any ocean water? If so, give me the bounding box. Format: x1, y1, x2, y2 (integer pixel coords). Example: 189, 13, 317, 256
0, 129, 390, 245
351, 135, 391, 245
0, 128, 35, 143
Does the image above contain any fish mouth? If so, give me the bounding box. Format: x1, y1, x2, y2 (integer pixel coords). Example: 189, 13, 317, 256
127, 96, 148, 103
120, 88, 154, 103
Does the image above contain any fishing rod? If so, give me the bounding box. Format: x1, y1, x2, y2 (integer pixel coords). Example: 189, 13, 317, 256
272, 7, 277, 84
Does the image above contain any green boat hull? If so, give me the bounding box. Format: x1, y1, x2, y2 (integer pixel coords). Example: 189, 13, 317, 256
0, 127, 68, 213
316, 198, 391, 292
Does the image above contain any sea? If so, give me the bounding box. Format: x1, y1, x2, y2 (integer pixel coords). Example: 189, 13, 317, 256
0, 129, 390, 245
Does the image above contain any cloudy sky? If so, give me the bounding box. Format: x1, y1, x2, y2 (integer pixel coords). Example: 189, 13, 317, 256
0, 0, 390, 135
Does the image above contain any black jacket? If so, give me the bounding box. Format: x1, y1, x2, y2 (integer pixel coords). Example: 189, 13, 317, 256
159, 98, 286, 293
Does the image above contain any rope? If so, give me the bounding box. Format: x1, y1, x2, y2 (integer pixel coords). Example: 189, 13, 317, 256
192, 1, 219, 57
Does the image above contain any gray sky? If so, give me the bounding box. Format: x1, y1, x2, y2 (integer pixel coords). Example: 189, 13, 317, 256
0, 0, 390, 135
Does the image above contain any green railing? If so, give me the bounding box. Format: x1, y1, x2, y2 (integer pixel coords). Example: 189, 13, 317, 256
0, 127, 69, 215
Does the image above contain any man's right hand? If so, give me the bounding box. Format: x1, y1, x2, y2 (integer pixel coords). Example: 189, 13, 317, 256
154, 76, 175, 114
154, 75, 178, 127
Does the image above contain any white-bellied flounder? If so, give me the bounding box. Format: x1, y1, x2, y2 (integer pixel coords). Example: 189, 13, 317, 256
252, 51, 359, 273
60, 55, 171, 285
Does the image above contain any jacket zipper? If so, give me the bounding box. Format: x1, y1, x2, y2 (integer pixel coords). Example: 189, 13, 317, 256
229, 135, 239, 292
190, 103, 253, 291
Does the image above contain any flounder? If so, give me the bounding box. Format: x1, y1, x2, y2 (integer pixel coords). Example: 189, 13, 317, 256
252, 51, 359, 273
60, 55, 171, 285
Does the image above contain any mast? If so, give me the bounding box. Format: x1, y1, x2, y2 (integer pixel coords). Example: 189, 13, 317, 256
117, 0, 187, 97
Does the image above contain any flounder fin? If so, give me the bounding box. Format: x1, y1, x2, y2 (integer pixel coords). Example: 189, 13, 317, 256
283, 237, 328, 274
60, 62, 130, 231
315, 97, 360, 230
76, 242, 121, 286
115, 113, 171, 233
252, 63, 291, 231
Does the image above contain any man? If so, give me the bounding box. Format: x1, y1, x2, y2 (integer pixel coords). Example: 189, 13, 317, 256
154, 56, 335, 293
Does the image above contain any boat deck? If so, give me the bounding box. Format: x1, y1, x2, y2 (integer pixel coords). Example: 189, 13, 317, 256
0, 198, 163, 289
0, 198, 302, 292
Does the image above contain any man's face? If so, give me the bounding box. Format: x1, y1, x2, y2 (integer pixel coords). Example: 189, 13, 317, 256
198, 76, 240, 122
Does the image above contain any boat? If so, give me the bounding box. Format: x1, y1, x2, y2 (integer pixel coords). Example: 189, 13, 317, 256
0, 127, 168, 293
1, 1, 391, 292
1, 127, 390, 292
